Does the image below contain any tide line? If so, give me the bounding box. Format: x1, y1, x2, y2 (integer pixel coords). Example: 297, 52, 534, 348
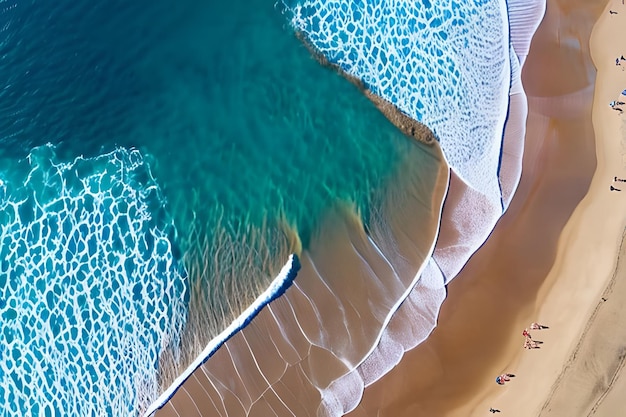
143, 254, 301, 417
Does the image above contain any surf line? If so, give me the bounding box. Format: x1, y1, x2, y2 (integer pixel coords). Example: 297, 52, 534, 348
143, 254, 301, 417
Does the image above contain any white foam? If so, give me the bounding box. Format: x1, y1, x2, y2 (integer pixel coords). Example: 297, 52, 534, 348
283, 0, 511, 214
143, 254, 299, 417
0, 145, 187, 416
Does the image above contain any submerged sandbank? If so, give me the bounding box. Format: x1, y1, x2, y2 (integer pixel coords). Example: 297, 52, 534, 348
148, 136, 449, 416
347, 0, 603, 415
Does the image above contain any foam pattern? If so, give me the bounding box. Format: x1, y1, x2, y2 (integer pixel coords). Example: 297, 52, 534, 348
0, 145, 187, 416
353, 0, 545, 412
281, 0, 510, 208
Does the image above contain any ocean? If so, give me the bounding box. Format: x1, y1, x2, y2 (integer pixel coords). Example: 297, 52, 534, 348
0, 0, 445, 415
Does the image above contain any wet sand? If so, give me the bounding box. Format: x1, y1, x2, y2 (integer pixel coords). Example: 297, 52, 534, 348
346, 0, 604, 415
148, 136, 450, 416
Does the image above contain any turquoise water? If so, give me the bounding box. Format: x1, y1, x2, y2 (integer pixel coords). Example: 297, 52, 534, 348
284, 0, 509, 206
0, 147, 188, 416
0, 0, 432, 414
1, 0, 422, 237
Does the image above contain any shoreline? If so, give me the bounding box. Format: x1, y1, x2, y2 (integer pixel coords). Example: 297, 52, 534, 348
147, 140, 450, 416
347, 0, 604, 415
144, 255, 300, 417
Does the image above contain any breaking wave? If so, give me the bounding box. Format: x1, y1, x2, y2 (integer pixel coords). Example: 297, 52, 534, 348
0, 145, 187, 416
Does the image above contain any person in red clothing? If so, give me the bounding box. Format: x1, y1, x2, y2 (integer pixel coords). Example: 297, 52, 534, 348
524, 338, 539, 349
495, 374, 514, 385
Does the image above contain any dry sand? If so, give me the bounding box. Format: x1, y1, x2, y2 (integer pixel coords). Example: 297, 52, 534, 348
348, 0, 610, 415
487, 2, 626, 415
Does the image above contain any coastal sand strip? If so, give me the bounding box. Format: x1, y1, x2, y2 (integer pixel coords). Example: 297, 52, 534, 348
152, 136, 449, 416
533, 6, 626, 415
346, 0, 603, 415
539, 229, 626, 416
466, 0, 626, 415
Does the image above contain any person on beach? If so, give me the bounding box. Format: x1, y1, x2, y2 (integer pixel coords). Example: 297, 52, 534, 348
524, 338, 539, 349
489, 408, 501, 413
495, 374, 514, 385
522, 328, 532, 339
610, 9, 618, 14
530, 322, 548, 329
611, 185, 622, 192
615, 177, 626, 182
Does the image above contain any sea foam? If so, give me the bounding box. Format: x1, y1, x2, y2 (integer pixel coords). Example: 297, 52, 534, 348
353, 0, 546, 408
282, 0, 510, 212
0, 145, 187, 416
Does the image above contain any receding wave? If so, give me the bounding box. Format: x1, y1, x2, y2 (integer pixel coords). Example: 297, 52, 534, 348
0, 145, 187, 415
281, 0, 510, 208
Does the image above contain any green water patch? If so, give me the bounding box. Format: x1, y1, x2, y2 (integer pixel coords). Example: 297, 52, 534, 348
129, 1, 421, 245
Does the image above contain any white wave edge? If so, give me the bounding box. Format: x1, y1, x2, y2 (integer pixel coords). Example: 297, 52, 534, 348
144, 168, 448, 417
143, 254, 299, 417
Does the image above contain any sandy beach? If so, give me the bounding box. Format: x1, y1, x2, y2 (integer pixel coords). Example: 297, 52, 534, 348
487, 1, 626, 415
348, 0, 618, 415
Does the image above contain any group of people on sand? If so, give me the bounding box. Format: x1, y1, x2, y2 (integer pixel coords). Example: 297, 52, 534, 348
494, 373, 515, 386
495, 322, 548, 387
611, 176, 626, 191
609, 68, 626, 189
610, 91, 626, 114
522, 322, 547, 349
